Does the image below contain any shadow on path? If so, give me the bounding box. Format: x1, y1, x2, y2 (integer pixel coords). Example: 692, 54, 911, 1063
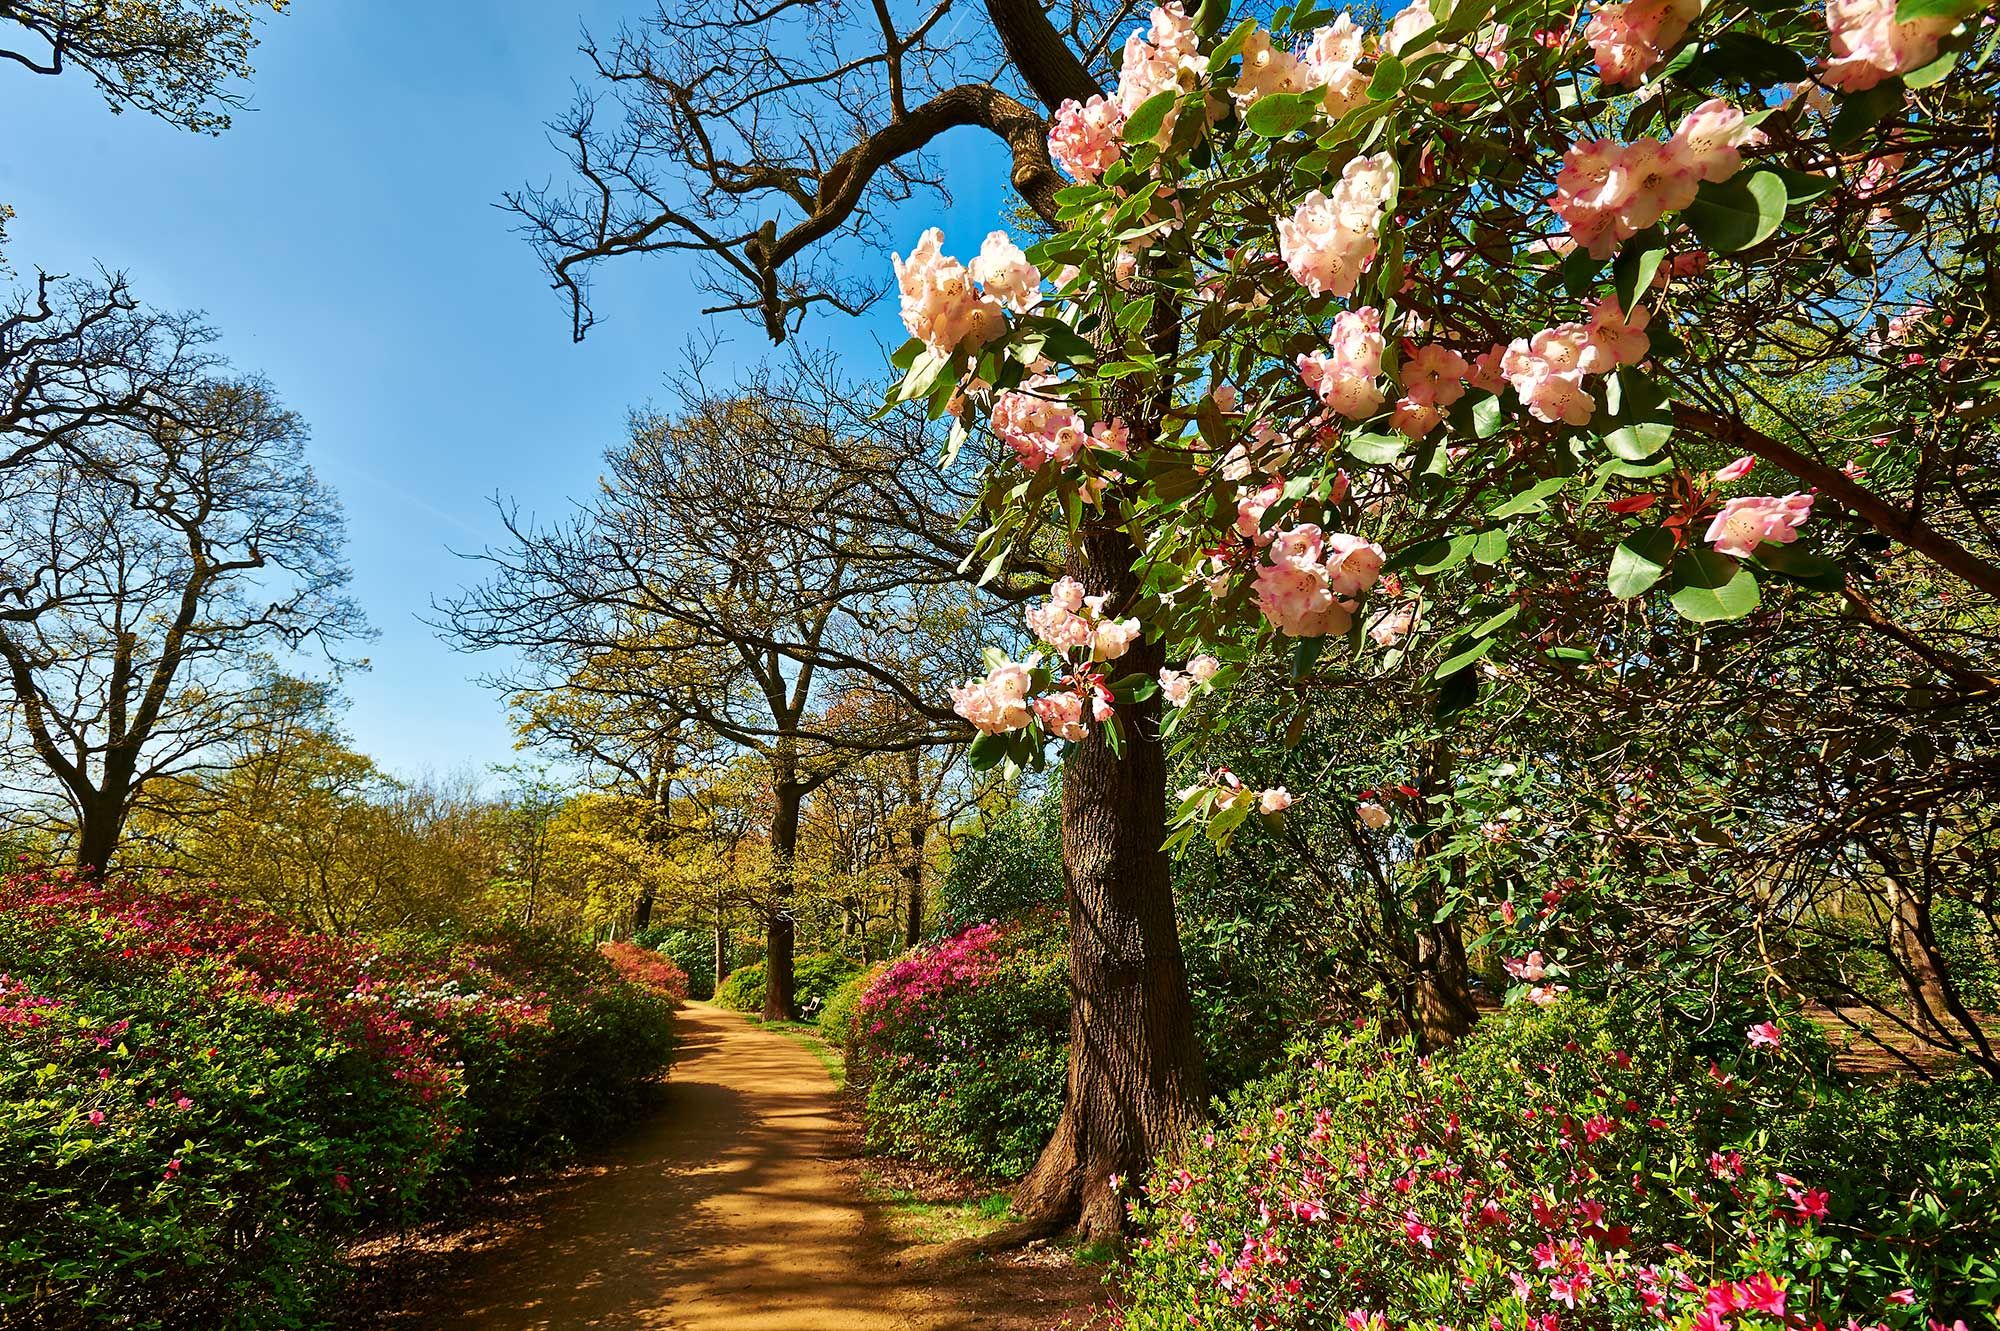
407, 1003, 951, 1331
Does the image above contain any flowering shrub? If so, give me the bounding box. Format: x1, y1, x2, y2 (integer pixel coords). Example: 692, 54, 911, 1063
851, 915, 1069, 1178
600, 940, 690, 1005
634, 925, 717, 1000
1119, 997, 1998, 1330
0, 869, 676, 1328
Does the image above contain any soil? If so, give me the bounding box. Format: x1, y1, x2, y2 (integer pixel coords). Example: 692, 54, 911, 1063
354, 1002, 1108, 1331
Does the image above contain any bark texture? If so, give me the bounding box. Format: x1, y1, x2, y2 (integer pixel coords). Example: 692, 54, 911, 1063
763, 755, 804, 1022
1011, 521, 1208, 1240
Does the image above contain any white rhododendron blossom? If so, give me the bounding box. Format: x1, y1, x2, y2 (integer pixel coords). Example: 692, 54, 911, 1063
1117, 0, 1204, 138
1231, 28, 1313, 108
1823, 0, 1957, 90
1027, 577, 1142, 663
950, 657, 1037, 734
990, 383, 1091, 470
966, 232, 1041, 314
1705, 493, 1815, 557
1357, 800, 1392, 830
1302, 14, 1371, 116
1048, 95, 1126, 181
1277, 154, 1395, 298
892, 228, 1007, 357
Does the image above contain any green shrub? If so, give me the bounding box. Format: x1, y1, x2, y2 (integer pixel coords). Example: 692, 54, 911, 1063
816, 963, 884, 1058
713, 952, 860, 1021
935, 795, 1064, 935
852, 915, 1068, 1179
1120, 996, 1998, 1331
714, 959, 766, 1013
634, 927, 717, 1000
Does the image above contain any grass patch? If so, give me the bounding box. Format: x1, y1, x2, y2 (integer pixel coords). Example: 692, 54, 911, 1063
862, 1178, 1020, 1246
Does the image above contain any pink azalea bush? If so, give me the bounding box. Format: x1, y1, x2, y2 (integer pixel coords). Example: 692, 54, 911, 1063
1118, 998, 1996, 1330
845, 915, 1069, 1177
0, 869, 676, 1327
600, 939, 691, 1005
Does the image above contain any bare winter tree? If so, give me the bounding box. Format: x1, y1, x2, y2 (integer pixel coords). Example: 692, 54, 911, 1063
0, 376, 365, 872
509, 0, 1212, 1236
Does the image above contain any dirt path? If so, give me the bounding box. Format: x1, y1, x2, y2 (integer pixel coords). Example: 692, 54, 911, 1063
407, 1002, 956, 1331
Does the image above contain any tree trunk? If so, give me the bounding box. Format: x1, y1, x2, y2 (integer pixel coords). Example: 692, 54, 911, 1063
763, 757, 803, 1022
73, 792, 124, 878
713, 887, 729, 995
1012, 521, 1207, 1241
633, 889, 656, 934
1873, 829, 1994, 1073
902, 748, 926, 949
1405, 739, 1476, 1048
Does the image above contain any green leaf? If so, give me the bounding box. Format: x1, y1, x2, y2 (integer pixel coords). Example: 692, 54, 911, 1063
1684, 170, 1788, 253
967, 731, 1009, 772
1772, 167, 1836, 205
1604, 420, 1673, 460
1208, 16, 1260, 72
1471, 394, 1504, 439
1488, 476, 1569, 519
1895, 0, 1977, 22
1434, 634, 1496, 680
1413, 532, 1477, 574
1669, 550, 1761, 622
1612, 231, 1667, 311
1755, 542, 1847, 591
1561, 248, 1605, 296
1471, 603, 1520, 638
889, 337, 925, 372
1900, 44, 1962, 88
1606, 528, 1677, 599
1471, 529, 1509, 565
1346, 431, 1406, 464
1434, 666, 1478, 718
1244, 90, 1321, 137
1290, 634, 1328, 678
1368, 54, 1406, 99
1830, 79, 1904, 147
1125, 89, 1178, 144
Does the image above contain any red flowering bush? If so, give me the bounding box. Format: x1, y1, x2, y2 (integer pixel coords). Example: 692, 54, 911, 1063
850, 914, 1069, 1178
1119, 998, 1997, 1331
599, 941, 690, 1005
0, 869, 676, 1329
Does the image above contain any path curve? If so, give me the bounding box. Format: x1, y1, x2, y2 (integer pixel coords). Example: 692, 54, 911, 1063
415, 1002, 948, 1331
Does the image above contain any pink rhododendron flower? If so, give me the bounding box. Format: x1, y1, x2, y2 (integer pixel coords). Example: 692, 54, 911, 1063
1117, 2, 1204, 137
949, 657, 1038, 734
1032, 689, 1092, 741
1259, 787, 1293, 814
1188, 653, 1221, 682
1587, 0, 1700, 85
1254, 524, 1384, 637
1302, 14, 1371, 116
1236, 477, 1287, 543
1824, 0, 1957, 90
1704, 492, 1814, 557
1551, 103, 1759, 257
1715, 454, 1757, 483
1583, 295, 1651, 368
1368, 602, 1416, 646
1504, 951, 1549, 982
1527, 984, 1569, 1006
1232, 27, 1314, 107
1746, 1019, 1783, 1049
1278, 155, 1395, 298
991, 383, 1090, 470
1502, 331, 1597, 426
1299, 307, 1387, 419
966, 231, 1041, 314
1385, 0, 1439, 56
1358, 800, 1391, 829
1049, 95, 1126, 181
893, 228, 1006, 357
1159, 667, 1196, 707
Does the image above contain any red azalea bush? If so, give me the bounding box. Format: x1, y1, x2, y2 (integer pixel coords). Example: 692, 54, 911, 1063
0, 869, 676, 1330
599, 940, 690, 1005
1118, 997, 1998, 1331
848, 914, 1070, 1178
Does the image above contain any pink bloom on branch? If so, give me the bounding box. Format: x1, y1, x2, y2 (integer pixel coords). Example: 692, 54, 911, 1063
1504, 951, 1549, 982
1746, 1019, 1783, 1050
1824, 0, 1956, 90
1358, 800, 1391, 830
1586, 0, 1700, 85
1278, 155, 1395, 298
1259, 787, 1293, 815
1302, 13, 1371, 117
966, 231, 1041, 314
950, 658, 1037, 734
893, 228, 1006, 357
1299, 307, 1387, 420
1715, 454, 1757, 483
1704, 492, 1814, 558
1049, 95, 1126, 181
1187, 653, 1221, 682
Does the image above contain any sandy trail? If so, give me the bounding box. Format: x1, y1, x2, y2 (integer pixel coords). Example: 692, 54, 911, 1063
415, 1002, 951, 1331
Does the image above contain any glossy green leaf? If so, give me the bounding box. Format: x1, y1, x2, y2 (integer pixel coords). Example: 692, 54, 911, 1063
1607, 528, 1677, 599
1669, 550, 1761, 622
1244, 90, 1321, 136
1685, 170, 1788, 253
1125, 89, 1178, 144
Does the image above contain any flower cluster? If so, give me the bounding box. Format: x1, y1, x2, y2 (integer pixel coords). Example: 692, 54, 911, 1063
1551, 99, 1766, 258
1498, 295, 1653, 426
1298, 306, 1387, 420
1117, 0, 1204, 138
892, 228, 1012, 358
1255, 524, 1386, 637
1277, 153, 1396, 298
1587, 0, 1701, 85
950, 655, 1038, 735
990, 383, 1126, 471
1027, 576, 1141, 661
1158, 653, 1220, 707
1048, 94, 1126, 181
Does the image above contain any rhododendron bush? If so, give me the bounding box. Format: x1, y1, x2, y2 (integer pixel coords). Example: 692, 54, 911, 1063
1117, 998, 1998, 1329
0, 870, 676, 1328
841, 915, 1070, 1178
892, 0, 2000, 833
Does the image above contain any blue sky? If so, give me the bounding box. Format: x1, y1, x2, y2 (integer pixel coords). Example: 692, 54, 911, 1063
0, 1, 1016, 783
